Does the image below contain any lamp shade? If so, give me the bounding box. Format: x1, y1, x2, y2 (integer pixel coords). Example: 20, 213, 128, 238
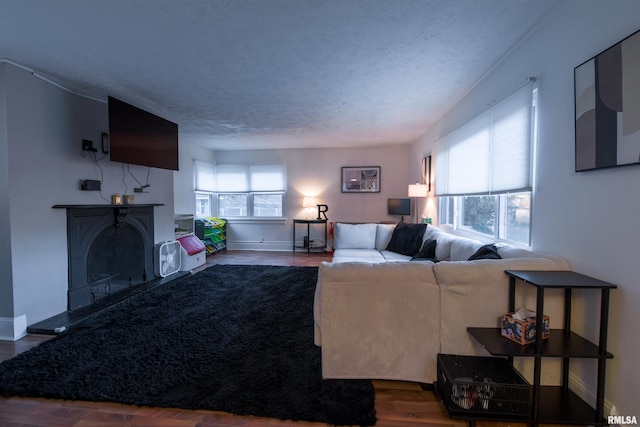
408, 184, 428, 198
302, 196, 317, 208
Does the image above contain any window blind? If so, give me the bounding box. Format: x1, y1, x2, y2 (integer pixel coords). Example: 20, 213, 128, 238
216, 165, 249, 192
435, 82, 535, 196
194, 160, 216, 192
215, 164, 285, 193
249, 164, 285, 192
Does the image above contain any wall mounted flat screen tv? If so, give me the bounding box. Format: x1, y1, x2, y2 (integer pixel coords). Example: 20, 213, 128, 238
108, 96, 179, 171
388, 198, 410, 216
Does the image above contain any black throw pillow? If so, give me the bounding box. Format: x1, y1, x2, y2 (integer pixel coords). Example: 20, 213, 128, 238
385, 223, 427, 256
412, 238, 437, 260
468, 244, 502, 260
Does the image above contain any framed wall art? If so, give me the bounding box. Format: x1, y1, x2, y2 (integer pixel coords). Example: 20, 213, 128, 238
341, 166, 381, 193
575, 28, 640, 172
422, 155, 432, 191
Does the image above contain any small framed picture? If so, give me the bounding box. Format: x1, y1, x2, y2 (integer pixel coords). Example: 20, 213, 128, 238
341, 166, 381, 193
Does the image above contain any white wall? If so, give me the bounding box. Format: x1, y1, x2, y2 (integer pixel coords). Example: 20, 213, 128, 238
1, 62, 175, 329
211, 145, 411, 250
0, 63, 14, 320
411, 0, 640, 417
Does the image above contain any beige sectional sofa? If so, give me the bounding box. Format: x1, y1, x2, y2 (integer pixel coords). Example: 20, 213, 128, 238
313, 222, 571, 384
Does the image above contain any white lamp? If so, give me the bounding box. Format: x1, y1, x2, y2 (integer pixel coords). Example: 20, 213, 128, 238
408, 183, 428, 223
302, 196, 317, 219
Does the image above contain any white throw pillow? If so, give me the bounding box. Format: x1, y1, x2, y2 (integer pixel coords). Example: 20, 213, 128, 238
334, 223, 378, 249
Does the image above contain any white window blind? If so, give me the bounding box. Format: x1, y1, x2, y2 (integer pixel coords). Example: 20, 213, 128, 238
216, 164, 285, 193
194, 160, 216, 192
435, 82, 535, 196
249, 165, 285, 192
216, 165, 249, 192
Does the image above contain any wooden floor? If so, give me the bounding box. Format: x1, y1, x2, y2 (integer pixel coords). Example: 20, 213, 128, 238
0, 251, 572, 427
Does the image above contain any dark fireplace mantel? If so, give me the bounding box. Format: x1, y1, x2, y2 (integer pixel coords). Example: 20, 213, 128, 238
54, 204, 163, 311
53, 204, 164, 228
53, 204, 163, 211
53, 204, 164, 208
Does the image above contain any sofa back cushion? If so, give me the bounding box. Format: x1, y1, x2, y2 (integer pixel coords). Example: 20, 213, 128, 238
449, 236, 484, 261
423, 225, 489, 261
334, 223, 378, 249
375, 223, 396, 250
423, 227, 455, 260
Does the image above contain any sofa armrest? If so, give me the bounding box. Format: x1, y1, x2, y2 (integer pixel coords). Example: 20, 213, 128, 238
314, 261, 440, 383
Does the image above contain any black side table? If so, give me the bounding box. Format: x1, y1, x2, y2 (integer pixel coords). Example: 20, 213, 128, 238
292, 219, 327, 253
466, 270, 616, 427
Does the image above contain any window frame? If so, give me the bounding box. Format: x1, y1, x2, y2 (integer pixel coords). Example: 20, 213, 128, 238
438, 191, 532, 247
195, 191, 213, 218
215, 191, 285, 219
435, 82, 537, 248
194, 163, 286, 221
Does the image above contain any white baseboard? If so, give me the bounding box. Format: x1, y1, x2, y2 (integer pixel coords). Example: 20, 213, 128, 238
228, 240, 295, 252
569, 371, 614, 416
0, 314, 27, 341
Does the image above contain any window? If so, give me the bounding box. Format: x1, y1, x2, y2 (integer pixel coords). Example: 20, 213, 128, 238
218, 193, 248, 217
254, 193, 283, 217
217, 193, 284, 218
194, 163, 286, 218
435, 81, 536, 246
439, 192, 531, 245
195, 192, 212, 218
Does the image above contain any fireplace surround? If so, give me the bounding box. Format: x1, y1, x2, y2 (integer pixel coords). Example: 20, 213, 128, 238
54, 204, 161, 311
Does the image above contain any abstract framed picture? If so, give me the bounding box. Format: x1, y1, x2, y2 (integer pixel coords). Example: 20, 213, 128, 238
341, 166, 381, 193
575, 28, 640, 172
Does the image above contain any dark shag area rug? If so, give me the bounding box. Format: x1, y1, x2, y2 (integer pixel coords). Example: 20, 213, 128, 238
0, 265, 376, 426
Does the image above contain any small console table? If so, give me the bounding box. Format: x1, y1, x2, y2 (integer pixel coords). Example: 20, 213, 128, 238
292, 219, 327, 253
465, 270, 616, 427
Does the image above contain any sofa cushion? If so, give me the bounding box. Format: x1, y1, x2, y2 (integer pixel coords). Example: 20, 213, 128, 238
332, 248, 386, 263
449, 236, 484, 261
433, 233, 455, 261
334, 223, 377, 249
381, 250, 413, 262
412, 238, 437, 261
423, 225, 443, 241
375, 223, 396, 250
468, 244, 502, 260
498, 245, 536, 259
385, 223, 427, 256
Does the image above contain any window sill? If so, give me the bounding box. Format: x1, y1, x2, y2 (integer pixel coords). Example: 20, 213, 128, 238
223, 217, 289, 225
439, 224, 531, 249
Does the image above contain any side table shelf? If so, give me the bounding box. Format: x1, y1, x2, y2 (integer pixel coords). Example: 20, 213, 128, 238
452, 270, 616, 427
467, 328, 614, 359
292, 219, 327, 253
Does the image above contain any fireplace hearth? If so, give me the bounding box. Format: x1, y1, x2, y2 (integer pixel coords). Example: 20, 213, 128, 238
54, 204, 160, 311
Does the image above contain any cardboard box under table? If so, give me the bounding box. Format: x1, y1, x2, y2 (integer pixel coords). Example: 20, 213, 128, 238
501, 308, 549, 345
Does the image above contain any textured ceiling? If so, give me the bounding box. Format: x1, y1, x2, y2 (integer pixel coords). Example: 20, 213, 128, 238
0, 0, 559, 150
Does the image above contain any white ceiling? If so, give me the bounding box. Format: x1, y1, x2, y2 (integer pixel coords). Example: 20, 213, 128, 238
0, 0, 559, 151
